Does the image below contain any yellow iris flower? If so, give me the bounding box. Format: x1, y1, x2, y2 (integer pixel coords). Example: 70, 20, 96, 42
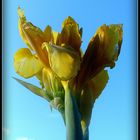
14, 7, 123, 131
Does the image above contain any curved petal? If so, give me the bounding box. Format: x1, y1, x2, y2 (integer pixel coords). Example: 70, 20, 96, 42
59, 26, 70, 45
68, 25, 82, 51
80, 70, 108, 128
14, 48, 43, 78
18, 7, 33, 50
52, 31, 61, 45
88, 70, 109, 100
80, 84, 94, 128
60, 16, 82, 51
76, 24, 123, 88
62, 16, 79, 29
44, 25, 52, 42
42, 43, 81, 80
18, 7, 49, 67
95, 24, 123, 63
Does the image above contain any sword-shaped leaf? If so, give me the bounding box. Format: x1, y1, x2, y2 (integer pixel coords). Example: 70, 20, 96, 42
13, 77, 53, 101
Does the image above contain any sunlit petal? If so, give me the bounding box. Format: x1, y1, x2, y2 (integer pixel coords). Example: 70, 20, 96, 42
42, 43, 81, 80
52, 31, 61, 45
76, 24, 123, 88
62, 16, 78, 29
60, 16, 82, 51
18, 7, 33, 50
14, 48, 43, 78
18, 7, 49, 67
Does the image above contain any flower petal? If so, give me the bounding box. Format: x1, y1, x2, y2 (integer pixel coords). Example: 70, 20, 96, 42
62, 16, 78, 29
59, 26, 70, 45
80, 84, 94, 128
42, 43, 81, 80
18, 7, 49, 67
14, 48, 43, 78
76, 24, 123, 88
80, 70, 108, 128
89, 70, 109, 100
68, 25, 82, 51
18, 7, 33, 50
44, 25, 52, 42
60, 16, 82, 51
52, 31, 61, 45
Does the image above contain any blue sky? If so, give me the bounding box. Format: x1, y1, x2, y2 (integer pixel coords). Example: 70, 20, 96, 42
3, 0, 137, 140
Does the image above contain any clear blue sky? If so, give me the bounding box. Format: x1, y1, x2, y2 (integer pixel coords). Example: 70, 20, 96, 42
3, 0, 137, 140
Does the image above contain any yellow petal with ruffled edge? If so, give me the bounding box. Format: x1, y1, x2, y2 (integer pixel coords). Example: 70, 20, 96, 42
18, 7, 49, 67
14, 48, 43, 78
42, 43, 80, 80
44, 25, 52, 42
62, 16, 78, 29
18, 7, 33, 50
60, 16, 82, 51
76, 24, 123, 88
95, 24, 123, 64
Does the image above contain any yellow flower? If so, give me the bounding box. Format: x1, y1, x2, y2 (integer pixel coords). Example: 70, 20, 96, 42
15, 7, 82, 82
14, 8, 83, 112
14, 7, 123, 128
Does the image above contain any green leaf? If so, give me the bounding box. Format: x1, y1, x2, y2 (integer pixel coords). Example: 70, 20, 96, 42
13, 77, 53, 101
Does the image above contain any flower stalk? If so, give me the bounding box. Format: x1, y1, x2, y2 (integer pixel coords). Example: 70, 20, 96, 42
63, 81, 84, 140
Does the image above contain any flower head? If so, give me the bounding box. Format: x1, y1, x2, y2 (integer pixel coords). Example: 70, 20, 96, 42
14, 7, 123, 129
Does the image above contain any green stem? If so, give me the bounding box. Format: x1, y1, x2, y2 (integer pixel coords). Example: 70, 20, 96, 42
64, 82, 83, 140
